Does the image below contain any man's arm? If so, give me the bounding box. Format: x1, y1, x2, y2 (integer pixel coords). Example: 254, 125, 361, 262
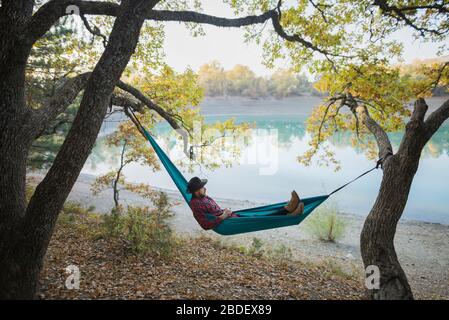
190, 201, 225, 230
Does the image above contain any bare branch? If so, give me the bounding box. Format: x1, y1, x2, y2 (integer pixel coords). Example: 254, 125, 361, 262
24, 1, 120, 47
116, 81, 179, 131
308, 0, 330, 23
79, 13, 108, 47
410, 97, 428, 123
373, 0, 449, 37
316, 99, 336, 145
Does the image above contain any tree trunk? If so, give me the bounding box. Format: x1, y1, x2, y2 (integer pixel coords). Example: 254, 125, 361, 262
0, 0, 35, 287
360, 152, 421, 299
0, 0, 156, 299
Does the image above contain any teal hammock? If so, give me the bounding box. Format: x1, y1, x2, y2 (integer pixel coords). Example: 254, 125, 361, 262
131, 113, 379, 236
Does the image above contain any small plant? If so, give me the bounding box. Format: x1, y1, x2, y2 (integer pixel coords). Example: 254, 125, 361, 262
124, 206, 152, 254
101, 192, 176, 257
144, 192, 176, 257
247, 237, 264, 256
102, 206, 125, 238
58, 201, 95, 226
318, 258, 354, 280
302, 203, 347, 242
267, 244, 293, 261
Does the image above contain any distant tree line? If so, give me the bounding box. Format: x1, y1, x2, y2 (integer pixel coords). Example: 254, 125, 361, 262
399, 57, 449, 97
198, 59, 449, 99
198, 61, 319, 98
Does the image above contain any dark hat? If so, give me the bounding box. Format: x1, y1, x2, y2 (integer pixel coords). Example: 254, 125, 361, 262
186, 177, 208, 194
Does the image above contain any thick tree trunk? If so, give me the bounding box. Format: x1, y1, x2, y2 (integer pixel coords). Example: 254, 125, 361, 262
0, 0, 157, 299
0, 0, 35, 272
360, 155, 418, 299
358, 97, 439, 300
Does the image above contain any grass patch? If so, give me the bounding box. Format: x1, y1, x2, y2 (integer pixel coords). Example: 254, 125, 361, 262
302, 202, 347, 242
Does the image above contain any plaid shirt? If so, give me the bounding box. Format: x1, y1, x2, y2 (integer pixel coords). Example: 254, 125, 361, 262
189, 195, 239, 230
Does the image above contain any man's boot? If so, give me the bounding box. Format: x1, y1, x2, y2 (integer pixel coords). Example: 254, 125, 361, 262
284, 191, 300, 213
289, 202, 305, 216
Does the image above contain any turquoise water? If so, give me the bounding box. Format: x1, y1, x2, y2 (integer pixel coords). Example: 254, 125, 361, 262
84, 97, 449, 224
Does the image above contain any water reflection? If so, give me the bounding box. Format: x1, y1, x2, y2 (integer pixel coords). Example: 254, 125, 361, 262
84, 98, 449, 224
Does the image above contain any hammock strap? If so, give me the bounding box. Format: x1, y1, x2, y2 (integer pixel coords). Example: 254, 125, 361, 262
328, 166, 377, 196
125, 107, 147, 136
328, 153, 390, 196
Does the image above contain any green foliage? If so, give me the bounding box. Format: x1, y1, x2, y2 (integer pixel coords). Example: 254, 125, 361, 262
317, 258, 356, 280
58, 201, 96, 226
102, 206, 125, 238
225, 0, 448, 169
303, 203, 347, 242
247, 237, 265, 256
124, 206, 154, 254
100, 192, 176, 257
267, 244, 293, 261
236, 237, 292, 262
26, 19, 99, 169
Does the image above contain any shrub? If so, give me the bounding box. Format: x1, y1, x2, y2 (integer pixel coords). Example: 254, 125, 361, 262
318, 258, 354, 279
247, 237, 264, 256
124, 206, 152, 254
144, 191, 176, 257
102, 192, 176, 257
267, 244, 293, 261
302, 203, 347, 242
58, 201, 96, 226
102, 206, 125, 238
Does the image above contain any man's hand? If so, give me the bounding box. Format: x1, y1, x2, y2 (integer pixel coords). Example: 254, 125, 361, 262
219, 209, 232, 220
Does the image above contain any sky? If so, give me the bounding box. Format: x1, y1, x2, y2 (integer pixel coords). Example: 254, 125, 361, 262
162, 1, 447, 76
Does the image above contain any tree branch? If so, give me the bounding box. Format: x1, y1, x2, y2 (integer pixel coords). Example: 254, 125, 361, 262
146, 9, 275, 27
347, 95, 393, 159
425, 97, 449, 139
410, 97, 428, 123
79, 13, 108, 47
116, 81, 179, 131
24, 1, 120, 47
270, 11, 340, 58
31, 72, 91, 139
397, 98, 431, 159
30, 69, 190, 155
25, 1, 340, 60
114, 81, 190, 156
24, 1, 274, 47
373, 0, 449, 37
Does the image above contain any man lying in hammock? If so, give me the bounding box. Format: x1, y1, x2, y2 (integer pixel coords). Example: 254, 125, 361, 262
187, 176, 304, 230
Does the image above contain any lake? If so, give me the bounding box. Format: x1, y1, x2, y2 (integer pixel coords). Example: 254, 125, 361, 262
83, 96, 449, 224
